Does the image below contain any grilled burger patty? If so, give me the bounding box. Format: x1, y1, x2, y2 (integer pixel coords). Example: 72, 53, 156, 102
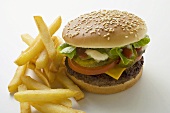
65, 57, 144, 87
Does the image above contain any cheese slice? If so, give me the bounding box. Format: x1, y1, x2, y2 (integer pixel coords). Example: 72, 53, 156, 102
105, 66, 126, 80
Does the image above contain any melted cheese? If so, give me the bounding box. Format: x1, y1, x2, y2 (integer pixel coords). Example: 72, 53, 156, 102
105, 66, 126, 80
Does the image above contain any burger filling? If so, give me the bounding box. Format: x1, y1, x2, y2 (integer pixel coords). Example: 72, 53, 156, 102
65, 57, 144, 86
58, 35, 150, 80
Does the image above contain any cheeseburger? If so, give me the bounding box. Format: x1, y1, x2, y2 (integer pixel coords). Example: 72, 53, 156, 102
59, 10, 150, 94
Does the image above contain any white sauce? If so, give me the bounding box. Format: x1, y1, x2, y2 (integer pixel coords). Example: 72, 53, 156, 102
85, 49, 109, 62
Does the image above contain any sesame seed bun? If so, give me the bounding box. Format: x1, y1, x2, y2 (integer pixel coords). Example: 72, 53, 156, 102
62, 10, 147, 48
66, 67, 143, 94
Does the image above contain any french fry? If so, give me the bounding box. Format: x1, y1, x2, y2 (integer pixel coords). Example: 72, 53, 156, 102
15, 16, 62, 66
31, 103, 85, 113
18, 84, 31, 113
56, 67, 84, 100
14, 89, 78, 103
44, 67, 56, 83
34, 69, 50, 87
30, 56, 37, 64
8, 64, 27, 93
50, 77, 64, 89
15, 37, 44, 66
21, 76, 50, 90
35, 50, 49, 69
60, 56, 66, 67
27, 62, 36, 70
52, 36, 63, 48
32, 99, 72, 108
21, 34, 34, 46
50, 50, 64, 72
48, 16, 62, 37
34, 16, 56, 59
49, 36, 64, 72
60, 99, 72, 108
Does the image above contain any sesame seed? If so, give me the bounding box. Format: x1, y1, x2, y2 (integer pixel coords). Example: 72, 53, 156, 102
125, 36, 128, 38
110, 21, 113, 24
76, 32, 79, 35
106, 33, 110, 36
104, 28, 109, 32
114, 25, 117, 28
103, 35, 107, 37
90, 31, 95, 34
130, 32, 133, 34
129, 14, 133, 18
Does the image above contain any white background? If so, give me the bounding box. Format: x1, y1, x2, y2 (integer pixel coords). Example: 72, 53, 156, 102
1, 0, 170, 113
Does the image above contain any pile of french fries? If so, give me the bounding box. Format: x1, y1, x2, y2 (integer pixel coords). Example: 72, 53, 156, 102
8, 16, 85, 113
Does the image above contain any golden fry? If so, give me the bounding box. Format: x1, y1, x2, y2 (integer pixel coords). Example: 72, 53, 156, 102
50, 77, 63, 89
34, 69, 50, 87
27, 62, 36, 70
60, 99, 72, 108
14, 89, 78, 103
56, 67, 84, 100
21, 76, 50, 90
52, 36, 63, 48
60, 56, 66, 68
21, 34, 34, 46
50, 50, 64, 72
31, 103, 85, 113
18, 84, 31, 113
15, 16, 62, 66
49, 36, 64, 72
15, 37, 44, 66
34, 16, 56, 59
44, 67, 56, 83
32, 98, 72, 108
8, 64, 27, 93
18, 84, 27, 91
48, 16, 62, 35
35, 50, 49, 69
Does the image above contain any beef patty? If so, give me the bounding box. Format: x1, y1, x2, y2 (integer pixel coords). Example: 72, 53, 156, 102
65, 57, 144, 87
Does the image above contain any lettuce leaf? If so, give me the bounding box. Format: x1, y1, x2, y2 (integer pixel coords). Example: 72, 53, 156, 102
133, 35, 150, 48
116, 48, 133, 66
95, 48, 110, 54
58, 43, 76, 59
109, 48, 119, 60
109, 47, 135, 67
58, 43, 70, 50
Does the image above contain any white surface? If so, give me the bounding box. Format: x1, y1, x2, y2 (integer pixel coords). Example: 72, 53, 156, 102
1, 0, 170, 113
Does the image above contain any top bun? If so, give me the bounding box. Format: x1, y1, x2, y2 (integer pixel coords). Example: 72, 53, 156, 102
62, 10, 147, 48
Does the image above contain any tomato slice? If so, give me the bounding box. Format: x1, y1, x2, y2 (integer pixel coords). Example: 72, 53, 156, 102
68, 58, 118, 75
122, 48, 132, 58
76, 48, 88, 59
136, 47, 143, 56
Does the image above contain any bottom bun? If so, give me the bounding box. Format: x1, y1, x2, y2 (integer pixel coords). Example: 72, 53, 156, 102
66, 67, 143, 94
